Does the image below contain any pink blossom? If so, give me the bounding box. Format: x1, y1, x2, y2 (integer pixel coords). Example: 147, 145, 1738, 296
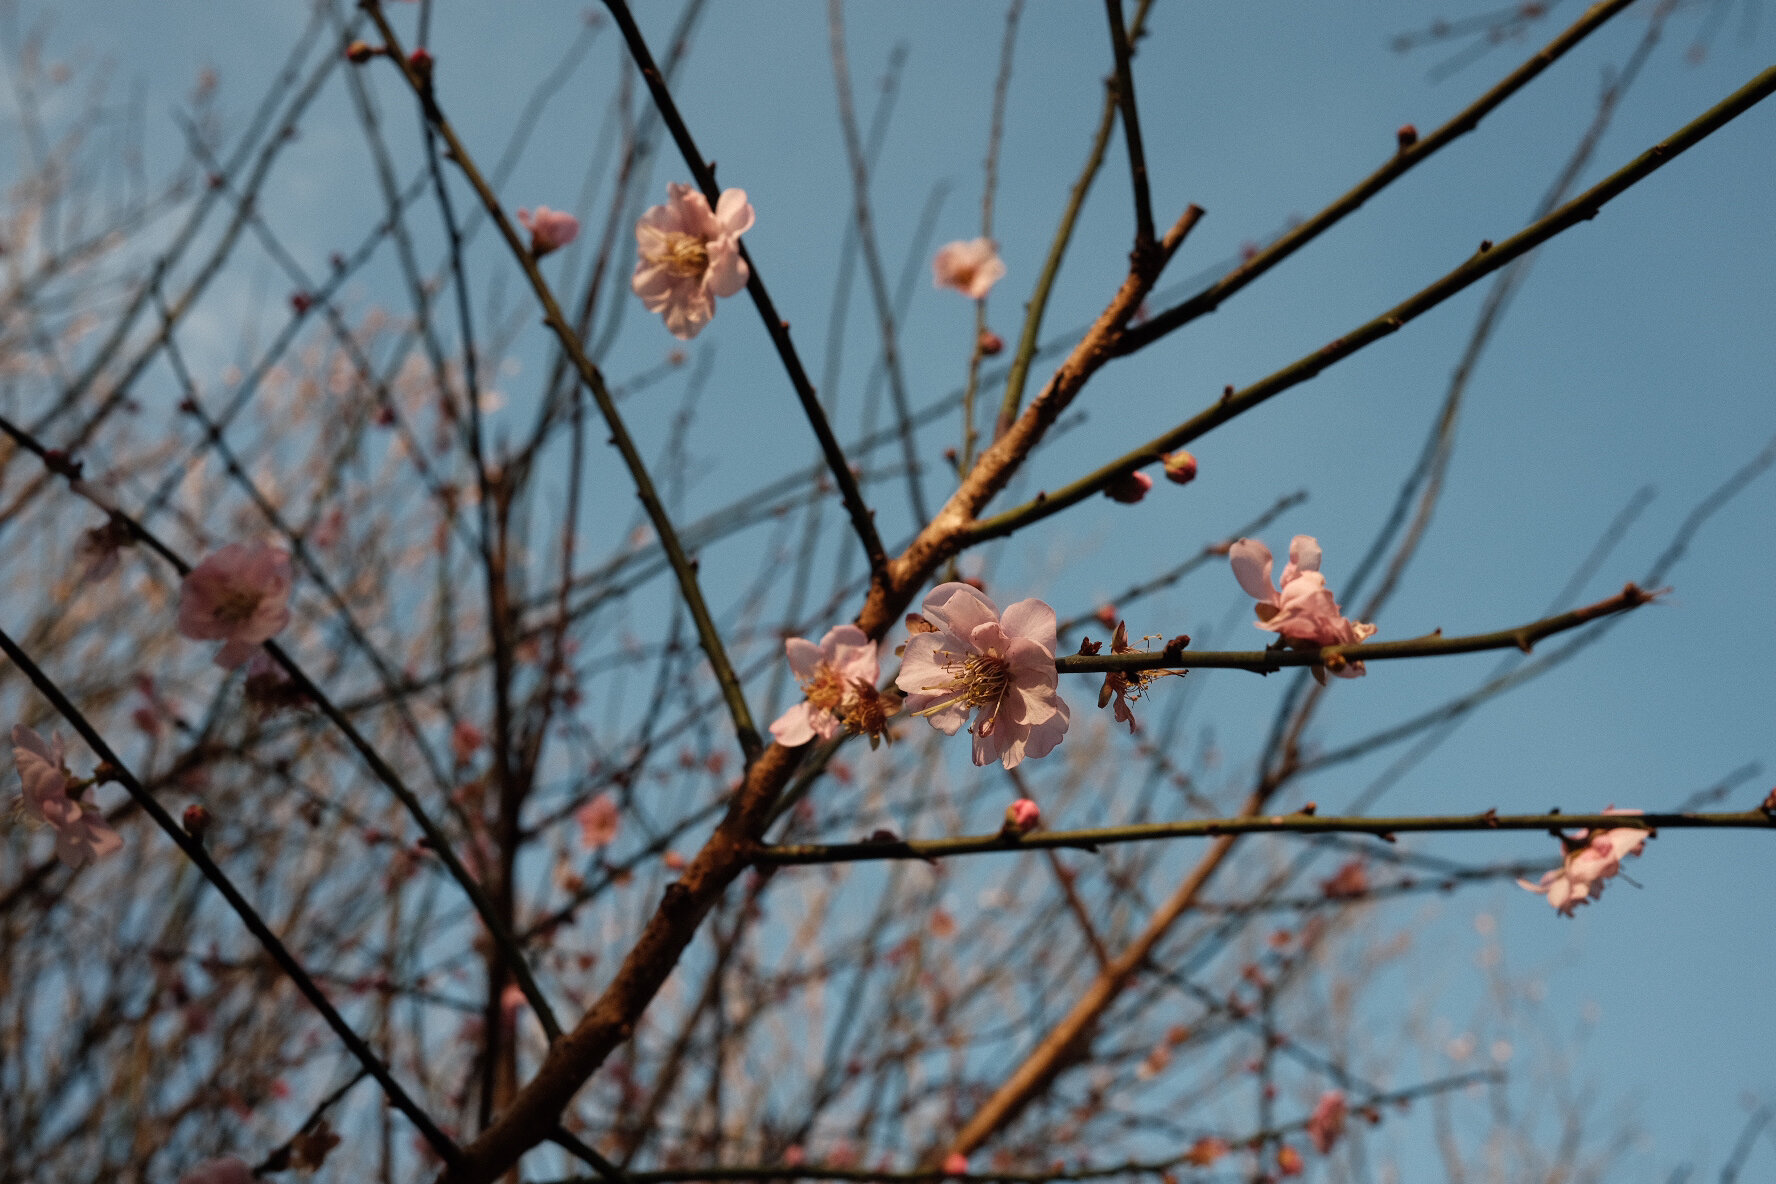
942, 1153, 970, 1176
1104, 470, 1153, 504
12, 725, 123, 869
1307, 1090, 1348, 1153
896, 582, 1069, 769
577, 792, 620, 850
517, 205, 580, 256
1229, 535, 1375, 678
1277, 1144, 1305, 1176
631, 182, 753, 339
1518, 809, 1650, 916
179, 1159, 252, 1184
769, 625, 893, 748
932, 238, 1006, 299
177, 543, 293, 668
1003, 797, 1041, 836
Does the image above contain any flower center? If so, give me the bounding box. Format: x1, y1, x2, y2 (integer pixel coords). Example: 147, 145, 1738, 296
649, 231, 709, 279
916, 649, 1010, 716
214, 585, 264, 626
801, 663, 849, 714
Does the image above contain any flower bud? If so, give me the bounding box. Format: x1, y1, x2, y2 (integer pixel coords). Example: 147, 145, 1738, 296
977, 329, 1004, 356
182, 803, 212, 841
943, 1153, 970, 1176
1162, 449, 1198, 485
344, 40, 379, 64
1397, 123, 1419, 150
1003, 798, 1041, 836
1104, 470, 1153, 504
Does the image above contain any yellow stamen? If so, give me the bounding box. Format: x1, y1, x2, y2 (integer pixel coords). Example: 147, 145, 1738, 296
647, 231, 709, 278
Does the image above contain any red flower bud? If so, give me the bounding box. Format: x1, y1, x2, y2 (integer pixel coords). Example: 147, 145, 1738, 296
1162, 449, 1198, 485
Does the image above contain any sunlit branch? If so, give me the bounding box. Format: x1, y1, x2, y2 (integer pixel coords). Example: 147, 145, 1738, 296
757, 808, 1774, 867
1057, 583, 1652, 675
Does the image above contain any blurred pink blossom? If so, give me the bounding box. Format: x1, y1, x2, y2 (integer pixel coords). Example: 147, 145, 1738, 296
451, 719, 486, 765
932, 238, 1005, 299
1104, 470, 1154, 504
897, 582, 1069, 769
577, 792, 620, 850
1320, 858, 1369, 900
1518, 809, 1650, 916
179, 1156, 253, 1184
12, 725, 123, 869
1307, 1089, 1348, 1153
942, 1153, 970, 1175
177, 543, 293, 668
770, 625, 893, 749
517, 205, 580, 256
1229, 535, 1375, 678
632, 183, 753, 339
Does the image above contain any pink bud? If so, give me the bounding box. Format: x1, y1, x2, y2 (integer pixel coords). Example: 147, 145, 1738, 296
1003, 798, 1041, 836
517, 206, 581, 258
977, 329, 1004, 356
1397, 123, 1419, 150
943, 1153, 970, 1176
1104, 470, 1153, 504
182, 803, 212, 840
1162, 449, 1198, 485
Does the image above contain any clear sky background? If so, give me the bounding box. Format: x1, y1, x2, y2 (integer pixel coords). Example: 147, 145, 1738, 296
6, 1, 1773, 1178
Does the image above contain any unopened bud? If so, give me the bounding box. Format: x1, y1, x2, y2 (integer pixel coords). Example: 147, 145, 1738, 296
977, 329, 1004, 356
1162, 449, 1198, 485
1396, 123, 1419, 151
1104, 470, 1153, 504
1003, 798, 1041, 836
344, 40, 380, 64
943, 1153, 970, 1176
408, 47, 434, 77
182, 803, 212, 841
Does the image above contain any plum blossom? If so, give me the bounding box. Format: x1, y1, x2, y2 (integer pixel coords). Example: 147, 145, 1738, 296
631, 182, 754, 339
942, 1153, 970, 1176
177, 543, 293, 668
516, 205, 580, 256
896, 583, 1069, 769
179, 1158, 252, 1184
13, 725, 123, 869
769, 625, 895, 749
1307, 1090, 1348, 1154
1229, 535, 1375, 678
932, 238, 1005, 299
1518, 809, 1650, 916
1277, 1144, 1305, 1176
578, 793, 620, 850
